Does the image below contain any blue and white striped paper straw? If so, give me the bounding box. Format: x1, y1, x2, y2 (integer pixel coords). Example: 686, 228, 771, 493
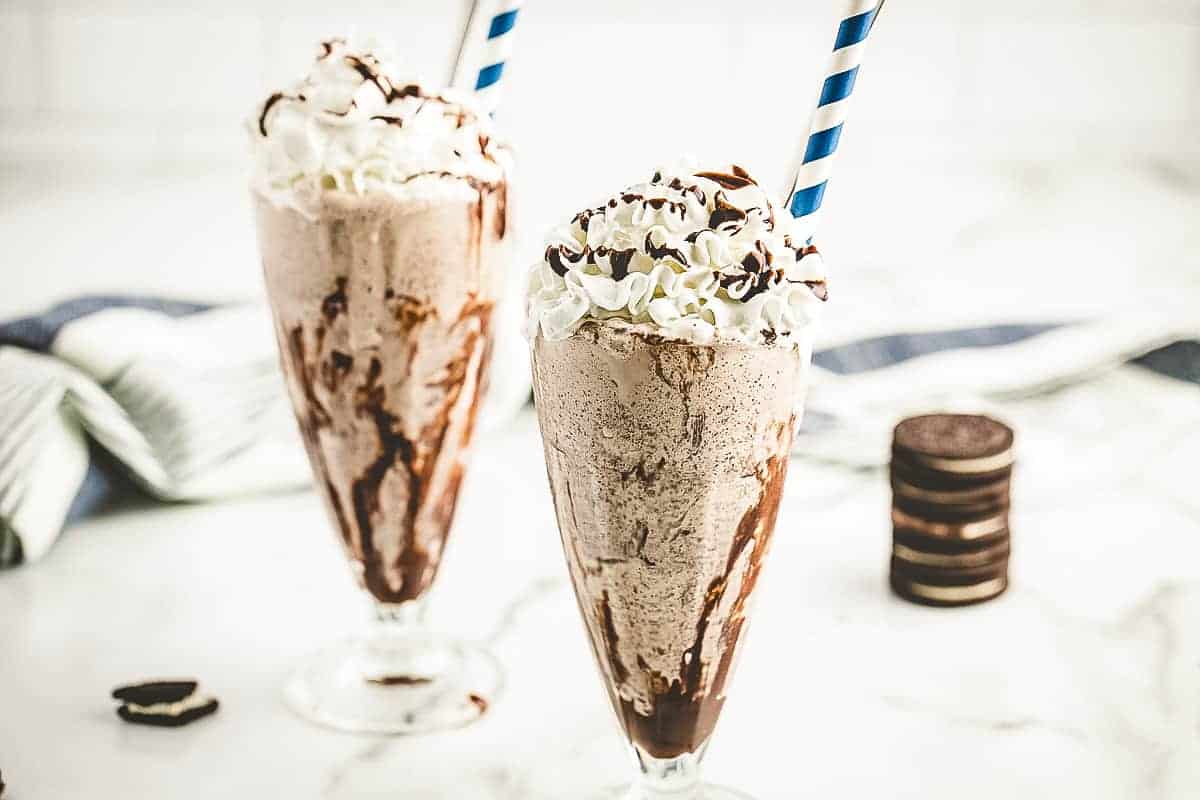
787, 0, 885, 223
473, 0, 523, 115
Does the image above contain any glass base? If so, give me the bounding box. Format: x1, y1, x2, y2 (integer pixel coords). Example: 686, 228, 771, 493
595, 785, 755, 800
284, 629, 502, 734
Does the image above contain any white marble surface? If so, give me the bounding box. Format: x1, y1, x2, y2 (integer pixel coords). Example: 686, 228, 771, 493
2, 365, 1199, 798
1, 163, 1199, 798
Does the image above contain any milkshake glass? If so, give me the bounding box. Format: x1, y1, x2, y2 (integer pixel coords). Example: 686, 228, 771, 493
528, 164, 826, 797
249, 38, 512, 733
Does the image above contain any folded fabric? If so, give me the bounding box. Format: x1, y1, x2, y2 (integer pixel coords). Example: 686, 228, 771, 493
798, 309, 1200, 466
0, 298, 311, 567
0, 291, 534, 568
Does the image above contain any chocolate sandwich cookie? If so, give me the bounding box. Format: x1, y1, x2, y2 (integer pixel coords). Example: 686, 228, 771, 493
892, 537, 1010, 570
892, 414, 1014, 476
890, 472, 1011, 508
112, 679, 219, 728
892, 506, 1008, 541
890, 556, 1008, 585
889, 556, 1009, 608
892, 492, 1009, 522
891, 456, 1012, 491
893, 527, 1009, 555
890, 571, 1008, 607
112, 680, 198, 706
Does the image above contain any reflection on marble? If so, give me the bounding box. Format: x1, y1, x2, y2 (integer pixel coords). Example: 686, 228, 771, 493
2, 360, 1199, 798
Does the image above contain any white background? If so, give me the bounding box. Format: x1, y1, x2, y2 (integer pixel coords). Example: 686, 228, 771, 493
1, 4, 1199, 798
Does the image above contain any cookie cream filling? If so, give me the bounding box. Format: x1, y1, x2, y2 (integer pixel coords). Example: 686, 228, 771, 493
124, 693, 215, 716
526, 161, 827, 346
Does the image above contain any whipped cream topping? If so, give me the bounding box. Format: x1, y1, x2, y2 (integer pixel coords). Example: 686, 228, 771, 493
525, 162, 828, 345
249, 37, 508, 217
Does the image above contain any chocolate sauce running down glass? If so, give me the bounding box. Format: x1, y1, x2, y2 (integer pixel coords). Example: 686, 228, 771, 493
256, 179, 510, 733
532, 320, 807, 798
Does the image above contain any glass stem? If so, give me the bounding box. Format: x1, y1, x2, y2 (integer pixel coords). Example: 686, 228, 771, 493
357, 599, 449, 683
373, 599, 426, 631
629, 746, 707, 799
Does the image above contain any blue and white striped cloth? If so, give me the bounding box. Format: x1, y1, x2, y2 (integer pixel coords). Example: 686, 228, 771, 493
800, 312, 1200, 465
0, 299, 309, 567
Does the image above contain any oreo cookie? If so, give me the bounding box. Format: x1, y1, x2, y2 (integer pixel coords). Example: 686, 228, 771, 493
892, 506, 1008, 541
893, 414, 1014, 476
892, 457, 1012, 490
890, 473, 1011, 508
112, 680, 197, 705
892, 493, 1009, 523
890, 556, 1007, 584
112, 679, 218, 728
893, 527, 1009, 554
890, 572, 1008, 607
892, 538, 1010, 570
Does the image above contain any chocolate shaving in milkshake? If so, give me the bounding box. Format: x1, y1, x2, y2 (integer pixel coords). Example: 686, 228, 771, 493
321, 277, 348, 321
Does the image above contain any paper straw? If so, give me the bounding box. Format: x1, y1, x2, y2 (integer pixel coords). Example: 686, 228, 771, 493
786, 0, 885, 224
473, 0, 523, 115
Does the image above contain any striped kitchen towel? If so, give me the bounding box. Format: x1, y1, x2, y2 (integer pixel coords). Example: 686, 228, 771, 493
0, 298, 310, 567
798, 309, 1200, 466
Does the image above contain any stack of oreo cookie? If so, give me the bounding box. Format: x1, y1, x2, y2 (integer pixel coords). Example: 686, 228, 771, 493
889, 414, 1013, 607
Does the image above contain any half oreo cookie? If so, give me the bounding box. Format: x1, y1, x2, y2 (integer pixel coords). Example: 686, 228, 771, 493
112, 679, 218, 728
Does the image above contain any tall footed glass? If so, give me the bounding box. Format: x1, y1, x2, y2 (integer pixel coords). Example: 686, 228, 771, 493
531, 320, 809, 799
255, 178, 511, 733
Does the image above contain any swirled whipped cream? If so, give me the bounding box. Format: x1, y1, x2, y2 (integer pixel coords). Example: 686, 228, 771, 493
248, 36, 508, 217
525, 162, 828, 346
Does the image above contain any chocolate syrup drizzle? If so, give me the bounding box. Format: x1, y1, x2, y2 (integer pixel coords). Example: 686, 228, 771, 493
614, 444, 791, 759
256, 47, 490, 152
542, 168, 828, 305
287, 275, 497, 605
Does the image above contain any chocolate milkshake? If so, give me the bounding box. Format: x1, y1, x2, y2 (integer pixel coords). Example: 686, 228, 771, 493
528, 163, 826, 794
250, 37, 511, 733
257, 186, 507, 603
